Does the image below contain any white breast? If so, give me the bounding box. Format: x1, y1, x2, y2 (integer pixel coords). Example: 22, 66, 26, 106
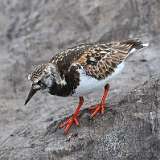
72, 62, 125, 96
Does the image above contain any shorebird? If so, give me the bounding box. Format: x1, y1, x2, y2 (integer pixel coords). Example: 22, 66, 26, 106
25, 39, 148, 134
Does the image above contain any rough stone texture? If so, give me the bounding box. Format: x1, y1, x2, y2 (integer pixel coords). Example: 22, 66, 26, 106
0, 0, 160, 159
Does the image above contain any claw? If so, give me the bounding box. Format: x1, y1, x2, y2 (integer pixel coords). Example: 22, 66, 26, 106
89, 103, 106, 118
59, 116, 80, 134
89, 84, 110, 118
59, 97, 84, 134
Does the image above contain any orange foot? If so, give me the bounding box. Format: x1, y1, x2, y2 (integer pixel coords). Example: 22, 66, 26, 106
89, 84, 110, 118
59, 97, 84, 134
89, 103, 106, 118
59, 115, 80, 134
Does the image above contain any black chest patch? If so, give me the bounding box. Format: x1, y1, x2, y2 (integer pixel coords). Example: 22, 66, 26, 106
48, 67, 80, 97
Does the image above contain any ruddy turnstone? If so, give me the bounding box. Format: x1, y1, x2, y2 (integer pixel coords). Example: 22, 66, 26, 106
25, 39, 149, 134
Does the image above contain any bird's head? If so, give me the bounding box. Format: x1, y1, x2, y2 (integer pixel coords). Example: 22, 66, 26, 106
25, 63, 63, 105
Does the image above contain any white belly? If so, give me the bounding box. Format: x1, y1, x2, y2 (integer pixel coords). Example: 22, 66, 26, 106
72, 62, 125, 96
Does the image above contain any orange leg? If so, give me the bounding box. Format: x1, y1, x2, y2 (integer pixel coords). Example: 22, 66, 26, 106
89, 84, 110, 118
59, 97, 84, 134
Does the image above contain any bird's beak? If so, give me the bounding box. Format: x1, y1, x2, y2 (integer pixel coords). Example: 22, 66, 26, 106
24, 84, 40, 105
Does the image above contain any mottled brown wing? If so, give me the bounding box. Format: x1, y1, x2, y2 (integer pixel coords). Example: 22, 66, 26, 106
49, 39, 143, 79
74, 40, 140, 80
49, 44, 93, 75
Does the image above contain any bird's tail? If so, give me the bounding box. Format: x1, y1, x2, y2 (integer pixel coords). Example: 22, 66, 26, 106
123, 39, 149, 54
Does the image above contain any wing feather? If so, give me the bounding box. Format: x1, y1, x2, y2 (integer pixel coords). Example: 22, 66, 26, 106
49, 39, 145, 79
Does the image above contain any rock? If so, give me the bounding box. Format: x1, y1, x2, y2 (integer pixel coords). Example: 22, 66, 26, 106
1, 77, 160, 160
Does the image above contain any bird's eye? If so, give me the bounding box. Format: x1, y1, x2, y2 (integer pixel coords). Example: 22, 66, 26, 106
37, 80, 46, 88
37, 80, 41, 85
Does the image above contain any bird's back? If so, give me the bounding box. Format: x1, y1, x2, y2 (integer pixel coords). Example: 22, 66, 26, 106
49, 39, 147, 80
26, 39, 148, 98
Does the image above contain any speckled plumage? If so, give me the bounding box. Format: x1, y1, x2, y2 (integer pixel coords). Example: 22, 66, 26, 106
49, 40, 145, 80
26, 40, 149, 96
27, 39, 148, 97
25, 39, 149, 134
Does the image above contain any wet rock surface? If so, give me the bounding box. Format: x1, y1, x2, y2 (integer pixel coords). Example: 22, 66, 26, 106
0, 0, 160, 159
